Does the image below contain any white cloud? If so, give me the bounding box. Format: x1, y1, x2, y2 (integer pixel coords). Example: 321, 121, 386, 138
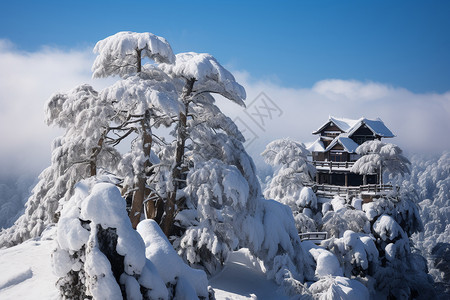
0, 40, 104, 177
312, 79, 395, 101
1, 41, 448, 177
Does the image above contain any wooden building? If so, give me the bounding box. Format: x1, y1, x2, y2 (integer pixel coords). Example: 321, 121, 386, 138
307, 116, 395, 199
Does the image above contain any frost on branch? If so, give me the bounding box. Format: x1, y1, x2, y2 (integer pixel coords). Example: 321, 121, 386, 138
92, 31, 175, 78
159, 52, 246, 106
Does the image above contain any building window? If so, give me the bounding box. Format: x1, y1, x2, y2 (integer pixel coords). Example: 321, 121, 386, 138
323, 131, 341, 138
353, 136, 375, 145
330, 151, 343, 162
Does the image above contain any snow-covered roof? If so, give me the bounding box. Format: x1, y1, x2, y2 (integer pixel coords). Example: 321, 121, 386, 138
325, 137, 360, 153
313, 116, 395, 138
361, 119, 395, 138
306, 138, 325, 152
309, 116, 394, 154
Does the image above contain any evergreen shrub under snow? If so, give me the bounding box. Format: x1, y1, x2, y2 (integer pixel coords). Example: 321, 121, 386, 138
52, 177, 208, 299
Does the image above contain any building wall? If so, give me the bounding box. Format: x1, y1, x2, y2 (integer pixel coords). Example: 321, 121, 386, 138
350, 125, 377, 145
316, 172, 379, 186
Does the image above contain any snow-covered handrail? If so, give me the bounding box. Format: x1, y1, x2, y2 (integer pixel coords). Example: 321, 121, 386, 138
299, 232, 328, 243
314, 184, 395, 198
313, 161, 356, 171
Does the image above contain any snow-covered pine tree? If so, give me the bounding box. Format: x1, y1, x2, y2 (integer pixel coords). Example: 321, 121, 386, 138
261, 138, 318, 233
92, 31, 178, 228
157, 52, 247, 237
351, 139, 411, 181
397, 151, 450, 296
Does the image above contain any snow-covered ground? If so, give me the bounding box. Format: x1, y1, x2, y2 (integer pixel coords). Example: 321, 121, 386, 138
0, 233, 287, 300
0, 229, 58, 299
210, 249, 289, 300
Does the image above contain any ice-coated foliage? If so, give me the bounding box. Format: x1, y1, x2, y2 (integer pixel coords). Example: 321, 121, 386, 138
100, 70, 179, 197
299, 186, 318, 210
92, 31, 175, 78
295, 212, 318, 234
373, 214, 407, 243
351, 140, 410, 178
431, 243, 450, 292
53, 177, 146, 299
45, 84, 120, 175
254, 199, 315, 296
372, 251, 436, 299
173, 155, 316, 296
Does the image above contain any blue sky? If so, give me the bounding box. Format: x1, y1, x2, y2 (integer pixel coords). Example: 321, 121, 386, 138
1, 0, 449, 93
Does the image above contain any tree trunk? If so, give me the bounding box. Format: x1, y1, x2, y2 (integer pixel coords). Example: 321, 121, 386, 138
136, 48, 142, 73
161, 78, 195, 237
89, 130, 107, 176
144, 192, 164, 224
129, 111, 153, 229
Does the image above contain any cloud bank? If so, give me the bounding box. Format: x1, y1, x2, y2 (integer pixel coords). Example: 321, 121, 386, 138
1, 41, 449, 177
0, 41, 97, 177
218, 72, 450, 164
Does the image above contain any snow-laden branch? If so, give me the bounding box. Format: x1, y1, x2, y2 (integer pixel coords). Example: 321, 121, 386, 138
351, 140, 411, 178
92, 31, 175, 78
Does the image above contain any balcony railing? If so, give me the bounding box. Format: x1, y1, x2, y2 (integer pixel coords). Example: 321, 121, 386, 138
313, 184, 395, 198
313, 161, 355, 170
299, 232, 328, 244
